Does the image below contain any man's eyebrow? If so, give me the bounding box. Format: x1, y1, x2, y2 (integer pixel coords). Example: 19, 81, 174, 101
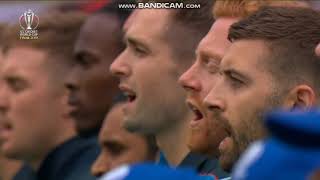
196, 47, 223, 62
3, 74, 28, 87
101, 139, 125, 148
126, 36, 148, 48
74, 49, 99, 60
6, 72, 26, 79
99, 138, 113, 146
101, 139, 115, 146
2, 69, 20, 79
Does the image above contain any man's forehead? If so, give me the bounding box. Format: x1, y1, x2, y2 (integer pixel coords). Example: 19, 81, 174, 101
123, 10, 138, 32
76, 14, 121, 50
82, 14, 120, 37
210, 18, 238, 35
221, 40, 269, 73
101, 106, 123, 133
3, 47, 46, 74
125, 9, 171, 44
99, 130, 125, 145
197, 18, 237, 60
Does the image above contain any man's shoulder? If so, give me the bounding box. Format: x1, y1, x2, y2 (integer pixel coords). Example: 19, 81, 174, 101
38, 136, 100, 180
157, 151, 229, 179
179, 152, 229, 179
57, 136, 100, 180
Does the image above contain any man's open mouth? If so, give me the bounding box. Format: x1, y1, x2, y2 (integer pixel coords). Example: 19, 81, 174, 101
0, 120, 13, 139
125, 92, 136, 103
120, 85, 137, 103
187, 102, 204, 121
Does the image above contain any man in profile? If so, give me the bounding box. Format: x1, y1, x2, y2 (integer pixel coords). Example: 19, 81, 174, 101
0, 11, 98, 180
91, 100, 158, 177
65, 0, 132, 138
0, 23, 22, 180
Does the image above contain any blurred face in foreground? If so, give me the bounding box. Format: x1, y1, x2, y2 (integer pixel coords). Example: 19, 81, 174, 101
179, 18, 237, 156
0, 51, 4, 147
0, 47, 72, 168
91, 104, 151, 177
0, 48, 22, 180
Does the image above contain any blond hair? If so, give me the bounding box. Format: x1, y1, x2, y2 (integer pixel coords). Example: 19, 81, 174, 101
3, 11, 87, 87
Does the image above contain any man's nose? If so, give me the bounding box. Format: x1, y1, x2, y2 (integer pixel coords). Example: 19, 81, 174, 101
203, 78, 226, 113
91, 153, 111, 177
179, 63, 201, 93
110, 52, 131, 78
65, 68, 80, 93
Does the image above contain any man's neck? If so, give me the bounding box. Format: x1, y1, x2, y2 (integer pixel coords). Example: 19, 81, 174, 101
29, 117, 77, 170
156, 114, 192, 167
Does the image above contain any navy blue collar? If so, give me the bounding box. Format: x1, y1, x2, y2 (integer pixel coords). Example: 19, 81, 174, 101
38, 136, 99, 179
158, 151, 214, 172
158, 151, 229, 178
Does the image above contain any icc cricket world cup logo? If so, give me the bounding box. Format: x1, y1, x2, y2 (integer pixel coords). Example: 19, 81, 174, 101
19, 9, 39, 30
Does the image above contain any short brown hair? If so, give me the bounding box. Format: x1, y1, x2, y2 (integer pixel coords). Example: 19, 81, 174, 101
213, 0, 310, 18
229, 7, 320, 98
3, 11, 86, 87
138, 0, 215, 69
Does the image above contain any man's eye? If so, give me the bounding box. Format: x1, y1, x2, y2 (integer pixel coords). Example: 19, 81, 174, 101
228, 76, 243, 89
132, 46, 148, 57
106, 144, 125, 157
75, 54, 96, 69
6, 78, 26, 92
202, 57, 219, 74
75, 56, 88, 68
79, 59, 90, 68
207, 61, 219, 74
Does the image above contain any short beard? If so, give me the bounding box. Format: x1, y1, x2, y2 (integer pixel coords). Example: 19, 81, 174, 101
224, 89, 286, 172
123, 94, 190, 135
236, 89, 285, 163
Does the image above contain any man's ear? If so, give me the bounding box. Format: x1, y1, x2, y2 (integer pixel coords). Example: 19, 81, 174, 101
283, 85, 316, 111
